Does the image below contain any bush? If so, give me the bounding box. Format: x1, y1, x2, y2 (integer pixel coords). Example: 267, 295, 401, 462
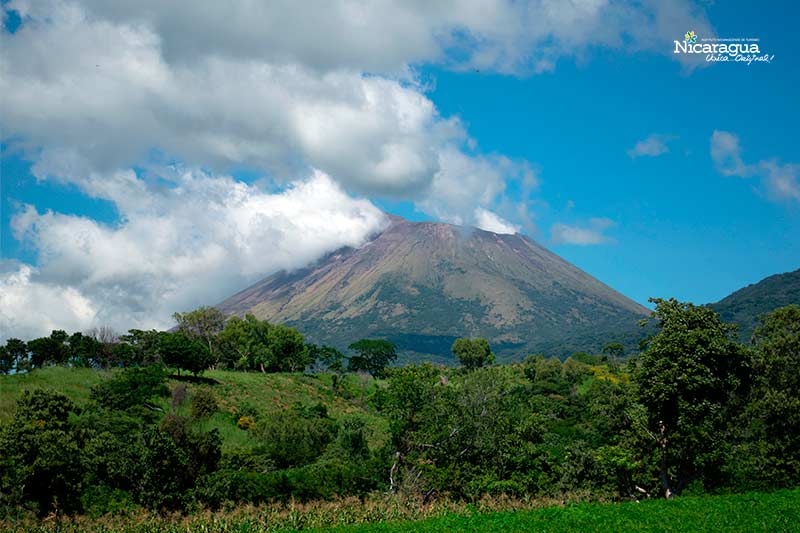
190, 388, 218, 420
90, 366, 168, 411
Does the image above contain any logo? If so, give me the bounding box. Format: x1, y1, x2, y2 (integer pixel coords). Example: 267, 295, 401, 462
673, 33, 774, 65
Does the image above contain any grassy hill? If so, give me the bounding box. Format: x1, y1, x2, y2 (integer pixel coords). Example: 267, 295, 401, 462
0, 366, 388, 450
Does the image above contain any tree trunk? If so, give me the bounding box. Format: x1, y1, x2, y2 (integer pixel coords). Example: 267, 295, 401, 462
659, 420, 673, 498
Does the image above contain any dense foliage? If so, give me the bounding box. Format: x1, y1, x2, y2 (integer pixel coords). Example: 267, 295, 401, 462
1, 301, 798, 520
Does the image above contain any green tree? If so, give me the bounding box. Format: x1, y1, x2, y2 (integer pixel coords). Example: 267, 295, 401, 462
172, 306, 225, 364
116, 329, 162, 367
27, 330, 69, 367
268, 324, 310, 372
3, 338, 29, 372
731, 305, 800, 488
347, 339, 397, 378
451, 337, 494, 370
159, 331, 213, 376
0, 390, 84, 515
253, 405, 338, 469
90, 366, 169, 412
0, 346, 14, 374
218, 314, 272, 371
66, 332, 104, 368
309, 344, 346, 389
634, 298, 750, 497
602, 342, 625, 359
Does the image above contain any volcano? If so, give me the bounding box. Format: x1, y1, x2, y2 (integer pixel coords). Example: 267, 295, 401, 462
218, 215, 649, 361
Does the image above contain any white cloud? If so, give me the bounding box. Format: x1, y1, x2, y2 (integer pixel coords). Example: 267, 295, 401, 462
0, 5, 461, 197
710, 130, 800, 203
474, 208, 519, 234
758, 160, 800, 203
0, 0, 719, 338
416, 148, 538, 231
0, 264, 98, 340
628, 134, 676, 158
551, 217, 615, 245
6, 0, 715, 75
710, 130, 752, 177
1, 170, 386, 341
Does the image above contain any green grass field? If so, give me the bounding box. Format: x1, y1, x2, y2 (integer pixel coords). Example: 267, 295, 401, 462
336, 489, 800, 532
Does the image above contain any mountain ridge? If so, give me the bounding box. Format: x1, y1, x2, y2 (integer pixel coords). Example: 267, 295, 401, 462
710, 268, 800, 342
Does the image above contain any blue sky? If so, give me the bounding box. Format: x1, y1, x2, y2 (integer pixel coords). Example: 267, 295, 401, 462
409, 0, 800, 305
1, 0, 798, 338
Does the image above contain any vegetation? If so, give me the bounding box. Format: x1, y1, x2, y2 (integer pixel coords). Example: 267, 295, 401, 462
0, 301, 798, 529
451, 337, 494, 370
1, 489, 797, 531
710, 267, 800, 342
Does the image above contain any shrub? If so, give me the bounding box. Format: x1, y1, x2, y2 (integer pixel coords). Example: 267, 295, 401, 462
190, 388, 218, 420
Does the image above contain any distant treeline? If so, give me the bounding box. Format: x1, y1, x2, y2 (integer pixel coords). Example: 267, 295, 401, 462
0, 308, 399, 378
0, 299, 798, 520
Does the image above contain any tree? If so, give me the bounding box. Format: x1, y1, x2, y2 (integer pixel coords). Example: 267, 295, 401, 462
3, 338, 29, 372
347, 339, 397, 378
218, 314, 271, 371
90, 365, 169, 412
268, 324, 310, 372
0, 390, 84, 514
173, 306, 226, 364
0, 346, 14, 374
730, 305, 800, 488
634, 298, 750, 497
451, 338, 494, 370
117, 329, 163, 367
309, 344, 344, 372
66, 332, 104, 368
218, 315, 311, 372
27, 330, 69, 368
602, 342, 625, 359
159, 332, 213, 376
308, 344, 346, 389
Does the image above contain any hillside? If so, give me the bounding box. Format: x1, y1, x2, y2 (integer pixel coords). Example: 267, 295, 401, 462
710, 268, 800, 342
0, 367, 387, 450
218, 215, 648, 360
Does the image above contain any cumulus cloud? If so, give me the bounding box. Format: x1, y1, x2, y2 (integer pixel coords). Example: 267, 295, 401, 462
1, 171, 386, 340
628, 134, 677, 158
0, 0, 718, 337
0, 4, 462, 197
0, 264, 98, 340
416, 148, 538, 231
6, 0, 715, 75
710, 130, 800, 203
551, 217, 615, 245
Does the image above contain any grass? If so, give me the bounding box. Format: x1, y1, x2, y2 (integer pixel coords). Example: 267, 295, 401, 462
0, 366, 389, 448
0, 366, 109, 424
2, 489, 798, 532
337, 489, 800, 532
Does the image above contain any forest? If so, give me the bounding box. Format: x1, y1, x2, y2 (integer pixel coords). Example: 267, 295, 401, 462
1, 298, 798, 528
